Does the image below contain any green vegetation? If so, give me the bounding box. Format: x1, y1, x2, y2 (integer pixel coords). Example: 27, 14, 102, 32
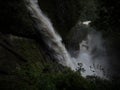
1, 59, 120, 90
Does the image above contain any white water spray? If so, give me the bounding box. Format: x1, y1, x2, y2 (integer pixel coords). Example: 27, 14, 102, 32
26, 0, 110, 79
77, 30, 110, 78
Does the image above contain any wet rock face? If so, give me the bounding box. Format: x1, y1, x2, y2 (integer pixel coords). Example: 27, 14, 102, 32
0, 34, 22, 75
64, 23, 93, 57
0, 34, 47, 75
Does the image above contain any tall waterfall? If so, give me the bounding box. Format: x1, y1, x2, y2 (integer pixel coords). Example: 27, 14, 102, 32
25, 0, 76, 70
26, 0, 110, 79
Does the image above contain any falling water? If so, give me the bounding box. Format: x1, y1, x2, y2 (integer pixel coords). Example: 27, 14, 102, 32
25, 0, 76, 70
26, 0, 110, 79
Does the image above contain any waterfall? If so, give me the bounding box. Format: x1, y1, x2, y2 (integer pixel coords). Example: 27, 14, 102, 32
25, 0, 76, 70
25, 0, 110, 79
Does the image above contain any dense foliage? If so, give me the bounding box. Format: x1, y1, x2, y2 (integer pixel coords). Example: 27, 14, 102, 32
38, 0, 98, 36
1, 61, 120, 90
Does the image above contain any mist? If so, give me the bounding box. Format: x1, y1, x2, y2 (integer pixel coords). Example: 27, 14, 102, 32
26, 0, 112, 79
